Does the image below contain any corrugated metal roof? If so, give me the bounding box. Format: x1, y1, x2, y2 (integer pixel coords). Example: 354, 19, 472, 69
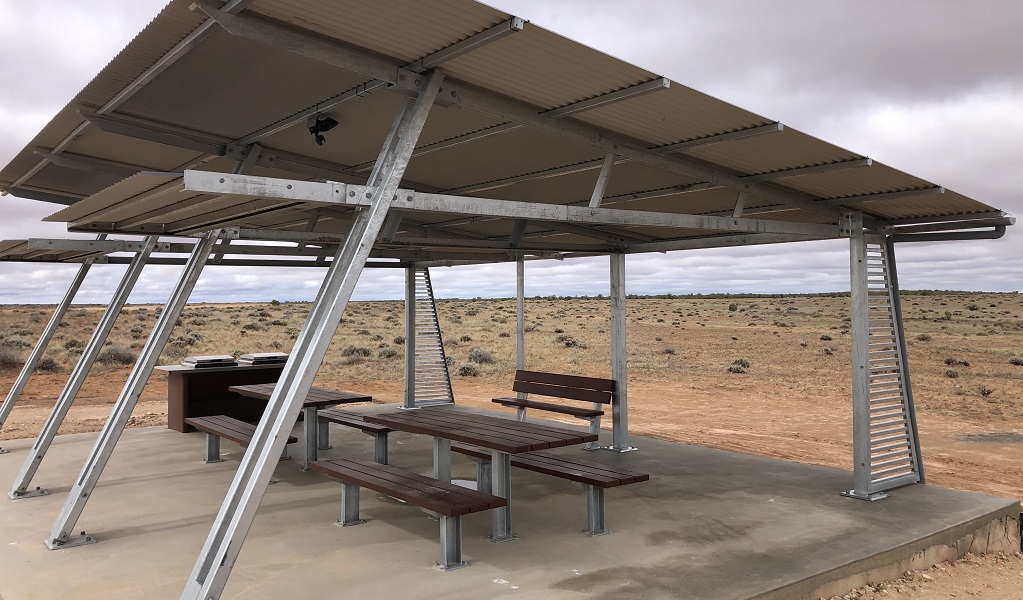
1, 0, 1011, 262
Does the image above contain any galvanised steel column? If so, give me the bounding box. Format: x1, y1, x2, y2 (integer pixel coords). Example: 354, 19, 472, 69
847, 212, 874, 499
885, 238, 925, 484
9, 237, 157, 499
403, 265, 416, 409
607, 253, 635, 452
0, 234, 106, 452
182, 70, 444, 600
46, 231, 220, 549
516, 258, 525, 373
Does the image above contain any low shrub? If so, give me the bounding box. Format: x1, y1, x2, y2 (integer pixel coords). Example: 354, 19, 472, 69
467, 347, 495, 364
0, 349, 24, 371
341, 345, 373, 357
393, 336, 405, 345
1009, 356, 1023, 366
98, 346, 137, 365
458, 363, 480, 377
944, 369, 959, 379
915, 334, 932, 342
35, 357, 61, 373
820, 334, 833, 341
378, 347, 398, 359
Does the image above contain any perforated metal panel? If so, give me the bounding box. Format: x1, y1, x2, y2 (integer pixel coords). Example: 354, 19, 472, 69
412, 268, 454, 406
862, 242, 920, 493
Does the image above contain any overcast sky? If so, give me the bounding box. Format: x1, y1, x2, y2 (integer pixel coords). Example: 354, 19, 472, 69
0, 1, 1020, 304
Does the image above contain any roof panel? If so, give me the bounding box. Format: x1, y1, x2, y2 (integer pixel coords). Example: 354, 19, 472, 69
1, 0, 1008, 260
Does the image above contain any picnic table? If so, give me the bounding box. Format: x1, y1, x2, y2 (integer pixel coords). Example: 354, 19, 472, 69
364, 406, 597, 541
228, 383, 372, 469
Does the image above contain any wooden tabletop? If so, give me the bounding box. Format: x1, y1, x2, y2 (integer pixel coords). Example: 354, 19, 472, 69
363, 406, 597, 454
228, 383, 372, 408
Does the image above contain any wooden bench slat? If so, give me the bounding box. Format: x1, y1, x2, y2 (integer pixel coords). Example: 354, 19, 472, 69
450, 443, 648, 489
317, 409, 392, 433
309, 459, 506, 517
516, 452, 649, 487
492, 398, 604, 418
388, 409, 592, 452
512, 381, 612, 404
184, 416, 298, 445
515, 370, 615, 392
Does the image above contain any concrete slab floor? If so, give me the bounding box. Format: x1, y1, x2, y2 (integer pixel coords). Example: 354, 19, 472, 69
0, 405, 1017, 600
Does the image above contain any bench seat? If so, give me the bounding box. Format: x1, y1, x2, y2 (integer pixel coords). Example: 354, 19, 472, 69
451, 442, 648, 535
183, 415, 297, 464
317, 408, 391, 464
309, 458, 507, 569
492, 397, 604, 419
491, 371, 615, 450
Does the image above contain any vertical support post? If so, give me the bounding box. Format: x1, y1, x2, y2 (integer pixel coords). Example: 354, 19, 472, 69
181, 70, 444, 600
372, 433, 388, 465
584, 484, 609, 535
516, 258, 525, 376
607, 253, 635, 452
301, 406, 319, 471
317, 419, 330, 451
846, 211, 878, 499
46, 231, 220, 549
403, 265, 416, 409
0, 234, 105, 447
489, 451, 514, 542
338, 483, 363, 526
885, 238, 925, 484
9, 237, 157, 500
438, 515, 465, 570
204, 434, 223, 464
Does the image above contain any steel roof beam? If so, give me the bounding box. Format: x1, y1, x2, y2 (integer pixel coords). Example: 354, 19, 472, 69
183, 171, 839, 238
654, 122, 783, 153
740, 158, 872, 183
32, 149, 143, 179
877, 210, 1010, 228
820, 186, 945, 205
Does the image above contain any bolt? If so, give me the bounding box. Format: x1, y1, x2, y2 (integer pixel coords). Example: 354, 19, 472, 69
287, 184, 293, 190
366, 192, 372, 198
219, 178, 225, 183
349, 191, 355, 197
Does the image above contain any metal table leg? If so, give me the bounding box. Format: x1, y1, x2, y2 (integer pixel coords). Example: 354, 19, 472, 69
433, 437, 451, 482
490, 450, 515, 542
301, 406, 318, 471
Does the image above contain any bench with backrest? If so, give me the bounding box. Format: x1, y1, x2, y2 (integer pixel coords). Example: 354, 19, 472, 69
316, 408, 391, 464
308, 458, 506, 570
492, 370, 615, 449
451, 442, 647, 535
183, 415, 297, 464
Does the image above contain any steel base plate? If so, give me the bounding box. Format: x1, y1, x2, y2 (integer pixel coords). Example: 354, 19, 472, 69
604, 445, 638, 453
841, 489, 890, 501
437, 561, 470, 571
488, 533, 517, 543
45, 533, 98, 550
8, 487, 49, 500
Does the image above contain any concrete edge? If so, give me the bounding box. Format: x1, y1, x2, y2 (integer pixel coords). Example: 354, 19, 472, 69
754, 500, 1021, 600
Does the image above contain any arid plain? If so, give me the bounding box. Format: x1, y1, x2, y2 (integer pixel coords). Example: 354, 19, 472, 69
1, 291, 1021, 598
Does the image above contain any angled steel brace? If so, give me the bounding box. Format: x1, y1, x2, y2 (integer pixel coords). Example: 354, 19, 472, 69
181, 70, 444, 600
9, 237, 157, 499
46, 231, 219, 549
0, 234, 106, 453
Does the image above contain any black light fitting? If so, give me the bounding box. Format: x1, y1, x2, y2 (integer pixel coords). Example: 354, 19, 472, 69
308, 113, 339, 145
